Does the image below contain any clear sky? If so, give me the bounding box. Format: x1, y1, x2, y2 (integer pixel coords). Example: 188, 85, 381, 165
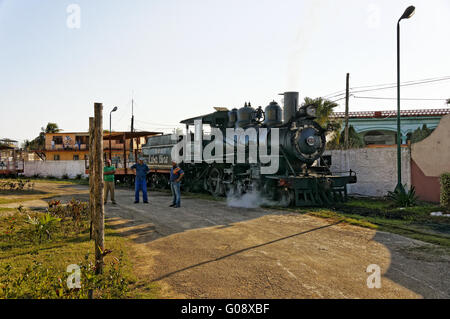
1, 0, 449, 143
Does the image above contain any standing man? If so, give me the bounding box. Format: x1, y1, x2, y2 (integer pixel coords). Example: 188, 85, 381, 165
170, 160, 184, 208
131, 158, 149, 204
104, 159, 116, 205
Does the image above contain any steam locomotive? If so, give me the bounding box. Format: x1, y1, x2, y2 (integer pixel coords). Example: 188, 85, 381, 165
142, 92, 356, 206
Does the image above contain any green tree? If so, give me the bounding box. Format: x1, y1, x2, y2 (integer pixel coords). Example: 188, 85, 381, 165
410, 124, 433, 144
302, 97, 338, 128
302, 97, 359, 149
42, 123, 61, 134
341, 125, 365, 148
21, 140, 31, 150
24, 123, 61, 151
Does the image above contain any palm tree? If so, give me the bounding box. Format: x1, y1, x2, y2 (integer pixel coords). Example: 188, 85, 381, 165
302, 97, 338, 128
302, 97, 344, 148
42, 123, 61, 134
24, 123, 61, 151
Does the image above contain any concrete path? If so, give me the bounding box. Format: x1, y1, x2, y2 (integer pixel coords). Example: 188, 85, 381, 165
48, 185, 450, 298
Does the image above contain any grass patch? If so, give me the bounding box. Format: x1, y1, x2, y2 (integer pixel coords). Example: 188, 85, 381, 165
26, 178, 89, 186
0, 204, 155, 299
281, 197, 450, 247
307, 209, 378, 229
0, 194, 59, 206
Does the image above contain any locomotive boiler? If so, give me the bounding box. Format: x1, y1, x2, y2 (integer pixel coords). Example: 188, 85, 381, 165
142, 92, 356, 206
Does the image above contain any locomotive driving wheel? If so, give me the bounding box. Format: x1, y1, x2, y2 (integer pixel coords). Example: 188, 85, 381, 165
279, 188, 294, 207
150, 173, 169, 190
205, 167, 224, 197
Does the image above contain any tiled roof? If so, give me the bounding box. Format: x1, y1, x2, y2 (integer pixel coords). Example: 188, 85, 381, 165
331, 108, 450, 119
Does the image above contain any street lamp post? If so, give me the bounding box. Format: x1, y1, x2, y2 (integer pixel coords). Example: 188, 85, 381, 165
395, 5, 415, 194
109, 106, 118, 161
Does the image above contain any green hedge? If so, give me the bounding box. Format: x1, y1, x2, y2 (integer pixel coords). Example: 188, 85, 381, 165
440, 173, 450, 209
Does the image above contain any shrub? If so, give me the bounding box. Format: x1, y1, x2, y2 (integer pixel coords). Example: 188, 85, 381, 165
62, 174, 70, 180
410, 124, 433, 144
26, 213, 61, 242
0, 253, 129, 299
66, 198, 89, 223
0, 179, 34, 191
46, 199, 90, 236
48, 199, 89, 221
440, 173, 450, 209
3, 216, 18, 241
387, 185, 418, 207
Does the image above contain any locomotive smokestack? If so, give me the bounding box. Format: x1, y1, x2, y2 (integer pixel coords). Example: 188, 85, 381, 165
281, 91, 299, 124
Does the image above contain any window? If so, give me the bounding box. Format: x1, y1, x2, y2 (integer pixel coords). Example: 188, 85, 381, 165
54, 154, 60, 160
73, 155, 79, 160
53, 136, 63, 144
75, 136, 86, 144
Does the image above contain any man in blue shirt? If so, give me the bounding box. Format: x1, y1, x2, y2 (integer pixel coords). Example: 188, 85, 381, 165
169, 160, 184, 208
131, 159, 149, 204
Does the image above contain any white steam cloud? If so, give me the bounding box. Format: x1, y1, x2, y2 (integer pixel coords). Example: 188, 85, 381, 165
226, 187, 288, 208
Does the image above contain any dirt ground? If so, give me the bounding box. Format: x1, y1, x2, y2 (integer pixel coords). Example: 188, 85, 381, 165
4, 182, 450, 298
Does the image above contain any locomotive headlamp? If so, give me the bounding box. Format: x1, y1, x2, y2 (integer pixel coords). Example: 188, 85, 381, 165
306, 105, 316, 117
306, 136, 316, 146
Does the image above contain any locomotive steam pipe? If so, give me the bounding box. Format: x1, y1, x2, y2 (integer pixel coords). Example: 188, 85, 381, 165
280, 91, 299, 124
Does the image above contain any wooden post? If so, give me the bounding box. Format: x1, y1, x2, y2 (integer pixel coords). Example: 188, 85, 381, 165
88, 117, 95, 240
123, 132, 127, 174
93, 103, 105, 274
344, 73, 350, 149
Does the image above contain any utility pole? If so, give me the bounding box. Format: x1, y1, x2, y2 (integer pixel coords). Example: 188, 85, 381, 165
93, 103, 105, 275
344, 73, 350, 149
129, 98, 134, 161
88, 117, 94, 240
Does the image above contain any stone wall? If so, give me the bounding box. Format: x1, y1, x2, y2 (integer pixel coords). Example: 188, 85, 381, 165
23, 160, 87, 179
324, 147, 411, 197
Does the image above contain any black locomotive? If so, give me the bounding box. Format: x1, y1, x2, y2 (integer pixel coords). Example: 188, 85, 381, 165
142, 92, 356, 206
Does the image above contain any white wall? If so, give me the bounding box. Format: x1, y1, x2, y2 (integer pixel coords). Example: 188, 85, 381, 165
23, 160, 87, 179
324, 148, 411, 197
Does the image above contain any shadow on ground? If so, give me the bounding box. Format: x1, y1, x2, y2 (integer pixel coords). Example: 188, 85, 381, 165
47, 184, 450, 298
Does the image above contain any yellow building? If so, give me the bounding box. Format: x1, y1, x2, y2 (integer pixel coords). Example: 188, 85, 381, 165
44, 132, 89, 161
44, 131, 160, 162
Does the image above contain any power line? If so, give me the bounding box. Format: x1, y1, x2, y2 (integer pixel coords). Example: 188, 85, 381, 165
351, 77, 450, 94
323, 75, 450, 99
353, 96, 448, 101
330, 96, 350, 103
134, 119, 181, 127
324, 75, 450, 97
349, 75, 450, 90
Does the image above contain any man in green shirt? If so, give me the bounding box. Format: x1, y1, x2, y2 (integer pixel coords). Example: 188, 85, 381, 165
104, 159, 116, 205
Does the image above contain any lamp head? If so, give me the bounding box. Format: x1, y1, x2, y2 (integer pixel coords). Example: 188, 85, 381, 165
400, 6, 415, 21
111, 106, 118, 112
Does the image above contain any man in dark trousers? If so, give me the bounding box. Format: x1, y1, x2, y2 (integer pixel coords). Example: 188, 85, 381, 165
169, 160, 184, 208
131, 159, 149, 204
103, 159, 116, 205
